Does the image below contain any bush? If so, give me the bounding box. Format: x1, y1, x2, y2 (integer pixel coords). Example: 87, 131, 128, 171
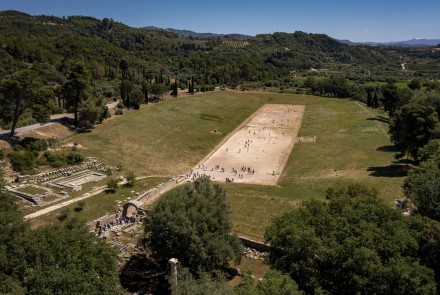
115, 108, 123, 115
8, 150, 36, 172
74, 201, 85, 212
57, 208, 70, 221
19, 138, 49, 151
125, 172, 136, 187
116, 101, 125, 109
43, 151, 65, 167
66, 152, 84, 164
107, 178, 118, 192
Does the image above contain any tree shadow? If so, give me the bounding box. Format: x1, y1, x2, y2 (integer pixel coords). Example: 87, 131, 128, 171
367, 116, 389, 124
199, 113, 223, 122
376, 145, 395, 152
367, 164, 411, 178
119, 253, 168, 294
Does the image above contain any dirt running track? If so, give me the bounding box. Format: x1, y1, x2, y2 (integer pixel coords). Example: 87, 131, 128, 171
193, 104, 305, 185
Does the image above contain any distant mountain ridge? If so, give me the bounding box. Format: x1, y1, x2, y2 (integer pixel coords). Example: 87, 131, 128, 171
340, 38, 440, 47
141, 26, 251, 40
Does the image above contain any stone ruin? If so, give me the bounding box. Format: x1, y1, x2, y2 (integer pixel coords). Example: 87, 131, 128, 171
296, 135, 317, 143
7, 157, 108, 206
5, 184, 54, 205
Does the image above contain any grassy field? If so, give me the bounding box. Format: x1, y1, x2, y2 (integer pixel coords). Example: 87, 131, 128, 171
16, 185, 48, 195
59, 90, 405, 239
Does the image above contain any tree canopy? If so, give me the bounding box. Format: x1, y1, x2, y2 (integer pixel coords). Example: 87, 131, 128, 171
389, 103, 440, 159
405, 161, 440, 222
265, 184, 437, 295
0, 187, 122, 294
0, 68, 52, 137
144, 176, 242, 273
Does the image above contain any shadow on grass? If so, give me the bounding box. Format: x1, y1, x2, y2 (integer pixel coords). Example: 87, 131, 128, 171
376, 145, 396, 152
367, 116, 389, 124
367, 164, 411, 178
199, 113, 223, 122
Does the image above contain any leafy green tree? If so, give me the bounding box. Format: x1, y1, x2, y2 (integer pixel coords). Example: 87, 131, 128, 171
144, 176, 242, 273
381, 83, 412, 117
173, 267, 232, 295
77, 96, 106, 129
172, 79, 178, 97
366, 86, 373, 107
408, 78, 423, 90
120, 79, 134, 107
0, 69, 52, 137
0, 190, 28, 295
106, 178, 118, 192
150, 83, 168, 99
130, 87, 144, 109
20, 219, 121, 294
389, 103, 440, 159
412, 92, 440, 116
125, 171, 136, 187
234, 270, 303, 295
119, 58, 129, 80
408, 216, 440, 288
63, 61, 91, 128
142, 80, 149, 104
404, 161, 440, 221
417, 139, 440, 163
373, 89, 379, 109
265, 184, 436, 295
0, 187, 122, 294
189, 76, 195, 94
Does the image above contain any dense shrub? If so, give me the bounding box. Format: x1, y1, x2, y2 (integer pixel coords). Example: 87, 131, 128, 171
115, 108, 123, 115
66, 151, 84, 164
8, 150, 37, 172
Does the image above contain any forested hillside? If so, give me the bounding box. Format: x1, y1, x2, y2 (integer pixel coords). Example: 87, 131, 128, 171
0, 9, 405, 84
0, 9, 439, 132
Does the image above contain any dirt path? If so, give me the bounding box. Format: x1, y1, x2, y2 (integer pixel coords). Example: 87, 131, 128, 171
24, 178, 127, 220
24, 185, 108, 219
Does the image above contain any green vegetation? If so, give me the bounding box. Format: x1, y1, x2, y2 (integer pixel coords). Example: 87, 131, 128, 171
173, 268, 302, 295
0, 189, 121, 294
67, 91, 403, 238
389, 103, 440, 159
31, 176, 167, 227
106, 177, 119, 192
0, 68, 53, 136
2, 9, 440, 293
265, 184, 439, 295
234, 270, 303, 295
7, 143, 84, 174
144, 176, 242, 273
16, 185, 48, 195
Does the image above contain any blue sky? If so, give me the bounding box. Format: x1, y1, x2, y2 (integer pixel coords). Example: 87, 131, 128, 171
1, 0, 439, 42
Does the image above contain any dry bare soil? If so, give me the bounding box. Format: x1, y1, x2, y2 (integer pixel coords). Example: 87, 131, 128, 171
193, 104, 304, 185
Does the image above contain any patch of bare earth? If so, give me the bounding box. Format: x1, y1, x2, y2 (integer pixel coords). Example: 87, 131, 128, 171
193, 104, 305, 185
0, 140, 11, 149
19, 123, 74, 140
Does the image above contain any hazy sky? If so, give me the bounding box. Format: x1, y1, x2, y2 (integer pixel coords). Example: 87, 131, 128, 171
1, 0, 439, 42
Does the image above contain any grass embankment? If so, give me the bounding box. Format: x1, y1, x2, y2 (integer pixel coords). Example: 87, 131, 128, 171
54, 91, 403, 239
